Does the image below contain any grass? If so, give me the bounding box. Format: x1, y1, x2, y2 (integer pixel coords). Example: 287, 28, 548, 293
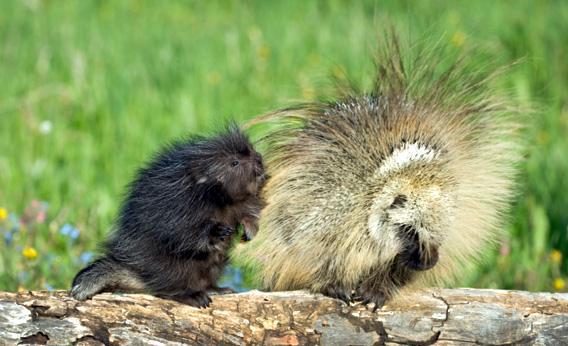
0, 0, 567, 293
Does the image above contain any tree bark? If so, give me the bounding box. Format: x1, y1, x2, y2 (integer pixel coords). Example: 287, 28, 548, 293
0, 288, 567, 345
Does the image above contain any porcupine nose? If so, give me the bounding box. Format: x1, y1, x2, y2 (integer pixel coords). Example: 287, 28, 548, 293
399, 225, 439, 271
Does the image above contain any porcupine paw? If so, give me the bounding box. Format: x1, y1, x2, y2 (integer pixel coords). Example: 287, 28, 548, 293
161, 291, 212, 308
207, 286, 236, 296
353, 288, 386, 312
211, 225, 235, 241
321, 285, 353, 304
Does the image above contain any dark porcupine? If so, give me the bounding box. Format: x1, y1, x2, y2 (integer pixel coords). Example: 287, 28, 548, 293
70, 126, 265, 307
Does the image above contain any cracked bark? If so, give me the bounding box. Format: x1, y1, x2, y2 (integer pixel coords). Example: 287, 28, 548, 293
0, 288, 567, 345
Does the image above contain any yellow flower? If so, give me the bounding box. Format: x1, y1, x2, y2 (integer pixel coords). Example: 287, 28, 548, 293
22, 247, 38, 260
537, 131, 550, 145
302, 85, 315, 100
308, 53, 321, 65
331, 65, 346, 80
0, 207, 7, 221
207, 71, 221, 86
257, 44, 271, 61
550, 249, 562, 263
554, 278, 565, 291
451, 31, 466, 48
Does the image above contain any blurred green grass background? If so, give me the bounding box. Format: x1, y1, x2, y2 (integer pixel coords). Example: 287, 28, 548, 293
1, 0, 567, 293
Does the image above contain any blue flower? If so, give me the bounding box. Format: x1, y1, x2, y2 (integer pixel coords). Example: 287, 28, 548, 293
9, 213, 19, 231
219, 266, 248, 293
44, 283, 54, 291
60, 224, 80, 239
3, 231, 12, 245
80, 252, 93, 264
17, 271, 29, 282
59, 224, 72, 235
70, 228, 80, 239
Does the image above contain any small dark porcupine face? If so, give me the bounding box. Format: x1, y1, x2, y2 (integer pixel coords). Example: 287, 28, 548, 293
197, 128, 265, 201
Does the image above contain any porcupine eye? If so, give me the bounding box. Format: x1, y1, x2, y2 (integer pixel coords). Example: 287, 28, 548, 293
231, 160, 240, 167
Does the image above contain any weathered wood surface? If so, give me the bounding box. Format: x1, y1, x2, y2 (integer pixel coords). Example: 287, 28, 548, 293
0, 288, 567, 345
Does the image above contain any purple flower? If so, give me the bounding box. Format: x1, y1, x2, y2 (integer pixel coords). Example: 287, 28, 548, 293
44, 283, 54, 291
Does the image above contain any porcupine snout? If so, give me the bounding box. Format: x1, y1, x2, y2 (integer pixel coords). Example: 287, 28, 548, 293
398, 224, 439, 271
385, 191, 444, 272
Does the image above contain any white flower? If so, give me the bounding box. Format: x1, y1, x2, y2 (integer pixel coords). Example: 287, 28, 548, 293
39, 120, 52, 134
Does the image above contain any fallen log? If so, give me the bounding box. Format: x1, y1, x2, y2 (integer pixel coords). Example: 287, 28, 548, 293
0, 288, 567, 345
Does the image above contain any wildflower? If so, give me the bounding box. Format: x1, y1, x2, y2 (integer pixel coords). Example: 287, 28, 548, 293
308, 53, 321, 65
22, 247, 38, 260
0, 207, 7, 221
60, 223, 80, 239
36, 201, 47, 223
331, 65, 346, 80
44, 283, 55, 291
80, 251, 94, 264
554, 278, 565, 291
247, 26, 262, 43
38, 120, 53, 134
536, 131, 550, 145
451, 31, 466, 48
499, 244, 510, 257
22, 200, 48, 225
550, 249, 562, 263
9, 213, 19, 229
3, 231, 13, 245
302, 85, 315, 100
18, 271, 29, 281
257, 44, 271, 60
207, 71, 221, 86
36, 210, 46, 223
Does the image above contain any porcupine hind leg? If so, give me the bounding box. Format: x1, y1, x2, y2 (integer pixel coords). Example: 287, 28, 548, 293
159, 223, 235, 308
354, 257, 416, 311
158, 290, 212, 308
320, 284, 354, 304
353, 286, 387, 312
206, 224, 236, 296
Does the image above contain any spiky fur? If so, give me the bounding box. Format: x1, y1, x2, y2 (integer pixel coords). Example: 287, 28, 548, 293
71, 126, 265, 307
238, 37, 522, 308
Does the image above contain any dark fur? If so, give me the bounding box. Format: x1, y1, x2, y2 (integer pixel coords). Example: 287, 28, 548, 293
70, 126, 265, 307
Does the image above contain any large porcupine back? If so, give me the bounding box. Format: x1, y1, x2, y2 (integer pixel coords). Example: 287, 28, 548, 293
239, 36, 522, 304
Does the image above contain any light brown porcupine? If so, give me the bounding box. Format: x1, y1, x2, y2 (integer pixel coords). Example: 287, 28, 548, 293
238, 37, 522, 309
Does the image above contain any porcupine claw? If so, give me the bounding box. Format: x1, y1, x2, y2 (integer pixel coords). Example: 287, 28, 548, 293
354, 288, 386, 312
321, 285, 354, 304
